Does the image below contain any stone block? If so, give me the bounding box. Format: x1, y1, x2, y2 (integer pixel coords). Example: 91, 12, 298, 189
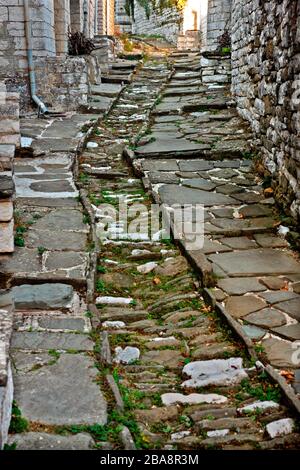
0, 219, 14, 253
0, 200, 13, 222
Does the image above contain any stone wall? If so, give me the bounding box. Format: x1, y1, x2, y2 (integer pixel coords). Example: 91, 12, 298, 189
231, 0, 300, 223
0, 0, 100, 111
132, 2, 182, 44
0, 84, 19, 255
115, 0, 132, 33
0, 290, 14, 449
34, 55, 100, 109
206, 0, 232, 51
97, 0, 115, 35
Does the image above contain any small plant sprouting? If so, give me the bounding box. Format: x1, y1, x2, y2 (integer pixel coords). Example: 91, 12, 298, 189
9, 401, 29, 434
37, 246, 46, 255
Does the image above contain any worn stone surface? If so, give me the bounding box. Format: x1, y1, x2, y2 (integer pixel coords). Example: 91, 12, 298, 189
12, 284, 74, 310
218, 278, 265, 296
7, 432, 95, 450
13, 354, 107, 425
262, 337, 297, 369
12, 331, 93, 351
159, 185, 237, 207
182, 358, 248, 388
224, 296, 266, 319
209, 250, 300, 277
266, 419, 295, 439
161, 393, 227, 406
244, 309, 287, 329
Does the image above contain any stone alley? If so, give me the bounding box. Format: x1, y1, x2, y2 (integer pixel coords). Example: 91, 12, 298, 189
0, 0, 300, 454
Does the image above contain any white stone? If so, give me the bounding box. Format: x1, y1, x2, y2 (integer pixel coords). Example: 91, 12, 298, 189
131, 249, 151, 257
161, 393, 228, 406
266, 419, 295, 439
150, 336, 176, 342
207, 429, 230, 438
137, 262, 158, 274
102, 321, 126, 329
86, 142, 98, 148
114, 346, 140, 365
181, 358, 248, 389
171, 431, 191, 441
0, 220, 14, 253
238, 401, 280, 414
0, 200, 13, 222
21, 137, 33, 148
95, 296, 133, 305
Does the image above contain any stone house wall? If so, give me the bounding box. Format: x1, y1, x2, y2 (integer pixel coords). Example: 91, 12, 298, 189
231, 0, 300, 223
206, 0, 232, 51
132, 2, 182, 44
115, 0, 132, 33
0, 84, 19, 255
34, 55, 100, 109
0, 290, 14, 449
0, 0, 100, 111
97, 0, 115, 35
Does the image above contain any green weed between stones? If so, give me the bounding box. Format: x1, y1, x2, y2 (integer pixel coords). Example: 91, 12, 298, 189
37, 246, 46, 255
9, 401, 29, 434
97, 265, 107, 274
235, 377, 281, 404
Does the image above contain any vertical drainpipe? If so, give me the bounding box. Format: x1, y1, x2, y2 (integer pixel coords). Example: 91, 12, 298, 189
95, 0, 98, 35
83, 0, 89, 36
23, 0, 48, 114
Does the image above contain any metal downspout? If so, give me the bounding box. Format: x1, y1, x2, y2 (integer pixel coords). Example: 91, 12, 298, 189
95, 0, 98, 35
24, 0, 48, 114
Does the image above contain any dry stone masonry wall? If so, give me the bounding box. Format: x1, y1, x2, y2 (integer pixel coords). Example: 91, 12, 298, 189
132, 2, 182, 44
206, 0, 232, 51
0, 85, 19, 255
231, 0, 300, 223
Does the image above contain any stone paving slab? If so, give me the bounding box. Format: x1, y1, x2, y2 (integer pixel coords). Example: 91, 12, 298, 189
8, 432, 95, 450
0, 249, 89, 285
12, 284, 74, 310
12, 353, 107, 425
11, 331, 94, 351
208, 249, 300, 277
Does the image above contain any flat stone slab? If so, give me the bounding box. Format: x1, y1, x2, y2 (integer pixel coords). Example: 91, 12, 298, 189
141, 160, 179, 171
182, 178, 217, 191
159, 184, 237, 206
135, 139, 209, 158
271, 324, 300, 341
13, 354, 107, 425
244, 308, 287, 328
26, 229, 87, 251
31, 209, 87, 233
12, 284, 74, 310
37, 316, 86, 332
8, 432, 95, 450
275, 298, 300, 322
266, 419, 295, 439
209, 249, 300, 277
217, 278, 265, 296
259, 291, 299, 305
11, 331, 93, 351
220, 237, 258, 250
141, 349, 184, 368
224, 295, 267, 319
241, 325, 266, 341
161, 393, 227, 406
262, 337, 297, 368
178, 160, 214, 171
182, 358, 248, 388
238, 401, 279, 414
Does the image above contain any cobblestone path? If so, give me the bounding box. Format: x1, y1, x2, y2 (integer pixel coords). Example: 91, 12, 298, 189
3, 47, 300, 449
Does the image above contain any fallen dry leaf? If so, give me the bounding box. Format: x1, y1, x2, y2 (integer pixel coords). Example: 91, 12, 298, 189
153, 277, 161, 285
